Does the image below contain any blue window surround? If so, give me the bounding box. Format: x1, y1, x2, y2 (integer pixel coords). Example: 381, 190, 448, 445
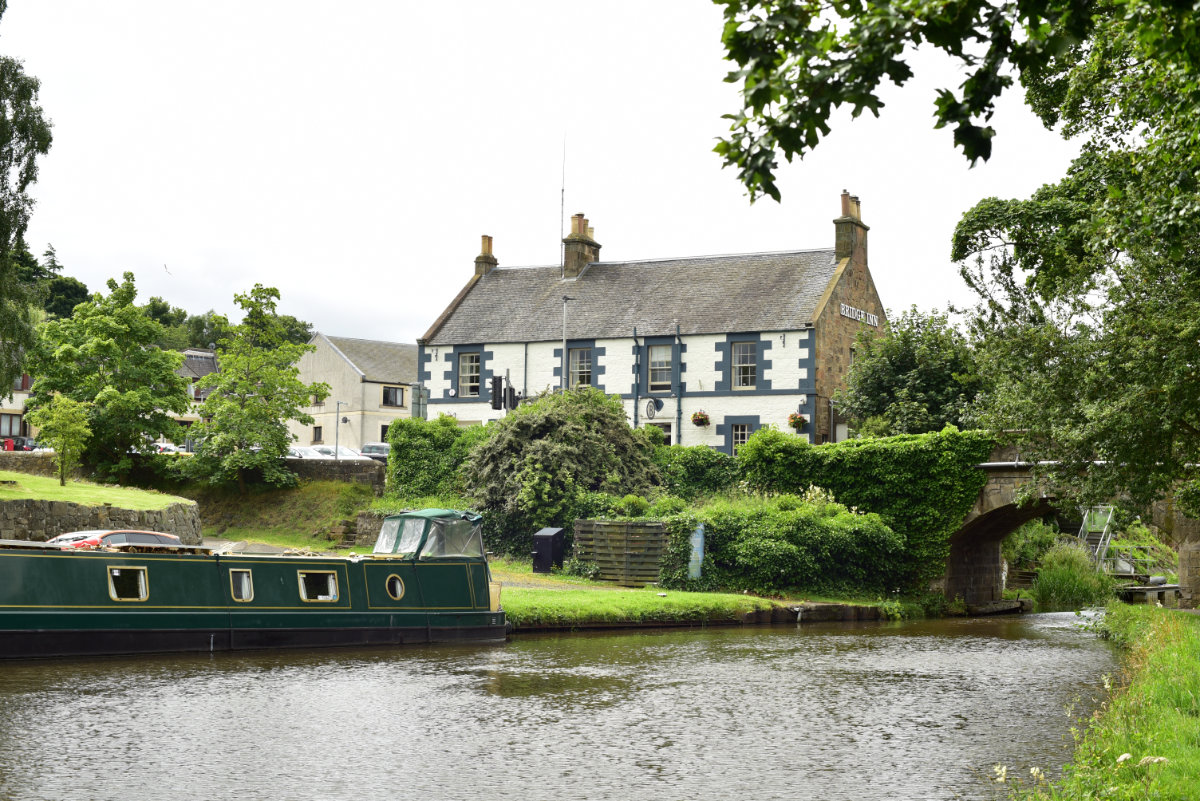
632, 335, 685, 396
436, 345, 493, 403
552, 340, 606, 390
714, 334, 772, 392
715, 415, 762, 456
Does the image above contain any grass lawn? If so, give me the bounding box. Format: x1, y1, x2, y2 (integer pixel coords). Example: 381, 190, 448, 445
500, 586, 777, 628
0, 470, 192, 511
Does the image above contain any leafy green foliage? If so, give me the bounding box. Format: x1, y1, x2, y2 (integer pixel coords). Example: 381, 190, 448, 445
653, 444, 739, 500
385, 414, 488, 497
0, 13, 53, 390
713, 0, 1100, 200
1032, 542, 1114, 611
658, 494, 903, 595
183, 285, 328, 491
29, 273, 190, 481
24, 393, 90, 486
736, 426, 995, 587
835, 307, 983, 436
1001, 519, 1060, 571
461, 388, 659, 554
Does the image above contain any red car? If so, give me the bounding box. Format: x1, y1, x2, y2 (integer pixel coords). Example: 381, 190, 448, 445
47, 530, 183, 549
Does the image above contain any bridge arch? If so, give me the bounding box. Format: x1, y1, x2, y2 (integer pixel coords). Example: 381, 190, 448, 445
943, 457, 1057, 605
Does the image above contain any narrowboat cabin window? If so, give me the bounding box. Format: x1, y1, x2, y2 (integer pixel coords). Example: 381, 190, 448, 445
373, 517, 426, 556
230, 569, 254, 602
108, 566, 148, 602
298, 571, 339, 602
385, 574, 405, 600
419, 518, 485, 560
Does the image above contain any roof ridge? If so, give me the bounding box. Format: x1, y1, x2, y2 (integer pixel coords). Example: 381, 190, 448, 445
484, 247, 836, 273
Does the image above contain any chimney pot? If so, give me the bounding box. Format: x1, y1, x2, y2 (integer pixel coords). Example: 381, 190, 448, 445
840, 190, 850, 217
480, 234, 493, 256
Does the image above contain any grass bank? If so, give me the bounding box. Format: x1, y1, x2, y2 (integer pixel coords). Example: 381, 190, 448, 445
0, 470, 190, 511
501, 586, 777, 629
1009, 604, 1200, 799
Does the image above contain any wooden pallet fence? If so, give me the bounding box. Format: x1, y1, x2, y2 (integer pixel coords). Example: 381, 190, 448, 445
573, 519, 666, 586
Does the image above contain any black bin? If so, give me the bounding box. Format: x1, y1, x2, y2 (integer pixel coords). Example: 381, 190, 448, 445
531, 527, 565, 573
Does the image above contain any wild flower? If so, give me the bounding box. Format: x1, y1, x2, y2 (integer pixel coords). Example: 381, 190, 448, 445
1116, 753, 1132, 764
993, 764, 1007, 783
1029, 767, 1046, 783
1137, 756, 1168, 767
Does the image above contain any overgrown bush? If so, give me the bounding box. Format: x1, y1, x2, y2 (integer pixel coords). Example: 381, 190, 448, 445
736, 426, 995, 589
386, 414, 489, 497
653, 444, 739, 500
1032, 543, 1114, 610
1001, 519, 1060, 569
659, 494, 904, 595
462, 389, 659, 554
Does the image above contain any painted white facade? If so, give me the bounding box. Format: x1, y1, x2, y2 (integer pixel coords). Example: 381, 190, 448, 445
421, 327, 819, 452
289, 335, 416, 451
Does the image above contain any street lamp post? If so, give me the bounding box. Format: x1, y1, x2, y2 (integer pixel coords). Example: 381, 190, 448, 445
335, 400, 345, 459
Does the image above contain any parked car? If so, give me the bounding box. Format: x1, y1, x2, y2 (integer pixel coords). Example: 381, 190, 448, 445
309, 445, 365, 460
359, 442, 390, 463
287, 446, 331, 459
52, 530, 183, 550
45, 530, 108, 547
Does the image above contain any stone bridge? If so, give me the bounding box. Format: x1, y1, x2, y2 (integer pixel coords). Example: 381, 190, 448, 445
943, 446, 1057, 605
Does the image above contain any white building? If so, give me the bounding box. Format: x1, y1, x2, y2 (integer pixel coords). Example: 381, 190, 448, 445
290, 334, 418, 451
419, 191, 887, 454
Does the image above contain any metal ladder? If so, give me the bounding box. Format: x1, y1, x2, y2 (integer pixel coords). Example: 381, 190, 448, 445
1077, 506, 1115, 571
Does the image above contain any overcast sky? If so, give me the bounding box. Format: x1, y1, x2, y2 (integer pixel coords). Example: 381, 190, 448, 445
4, 1, 1079, 344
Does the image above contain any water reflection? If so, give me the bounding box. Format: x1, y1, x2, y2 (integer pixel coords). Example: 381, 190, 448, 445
0, 614, 1115, 801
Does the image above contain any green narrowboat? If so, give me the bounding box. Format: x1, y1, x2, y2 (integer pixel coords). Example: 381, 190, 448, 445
0, 509, 506, 660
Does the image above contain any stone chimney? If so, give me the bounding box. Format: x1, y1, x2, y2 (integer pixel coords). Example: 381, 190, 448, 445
562, 212, 601, 279
834, 190, 869, 261
474, 234, 498, 276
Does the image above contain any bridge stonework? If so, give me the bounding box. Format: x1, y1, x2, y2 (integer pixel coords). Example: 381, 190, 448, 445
943, 456, 1054, 605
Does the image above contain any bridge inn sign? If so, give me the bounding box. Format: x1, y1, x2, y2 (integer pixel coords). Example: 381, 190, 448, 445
419, 191, 887, 453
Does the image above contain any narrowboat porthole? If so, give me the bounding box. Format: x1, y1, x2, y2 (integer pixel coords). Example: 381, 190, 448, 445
385, 574, 405, 600
108, 566, 149, 602
230, 569, 254, 602
297, 570, 339, 602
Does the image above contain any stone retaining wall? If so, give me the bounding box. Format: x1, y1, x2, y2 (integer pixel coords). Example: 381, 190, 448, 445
0, 499, 202, 544
0, 452, 82, 479
286, 458, 385, 494
1180, 542, 1200, 609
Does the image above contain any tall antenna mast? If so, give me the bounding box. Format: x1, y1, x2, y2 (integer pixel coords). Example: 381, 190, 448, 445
559, 135, 566, 279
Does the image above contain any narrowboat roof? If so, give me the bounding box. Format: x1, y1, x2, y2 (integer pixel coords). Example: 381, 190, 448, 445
389, 508, 482, 522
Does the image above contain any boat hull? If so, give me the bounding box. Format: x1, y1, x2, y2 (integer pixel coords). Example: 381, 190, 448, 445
0, 543, 506, 660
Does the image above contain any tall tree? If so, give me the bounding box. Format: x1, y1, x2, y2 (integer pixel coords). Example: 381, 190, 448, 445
716, 1, 1200, 513
835, 307, 982, 437
0, 2, 53, 389
183, 285, 328, 491
28, 272, 190, 480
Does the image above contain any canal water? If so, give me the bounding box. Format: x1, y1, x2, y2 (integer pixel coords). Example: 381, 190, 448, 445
0, 613, 1116, 801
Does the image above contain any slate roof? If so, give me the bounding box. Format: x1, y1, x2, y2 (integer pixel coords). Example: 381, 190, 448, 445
178, 349, 218, 380
424, 249, 839, 345
322, 335, 418, 384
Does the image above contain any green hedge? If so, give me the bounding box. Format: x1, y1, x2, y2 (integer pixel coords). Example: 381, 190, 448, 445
736, 427, 995, 588
385, 415, 489, 497
652, 444, 739, 500
658, 494, 903, 594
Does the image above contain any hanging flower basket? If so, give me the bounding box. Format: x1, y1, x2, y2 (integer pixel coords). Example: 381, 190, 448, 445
787, 412, 808, 431
691, 410, 710, 427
